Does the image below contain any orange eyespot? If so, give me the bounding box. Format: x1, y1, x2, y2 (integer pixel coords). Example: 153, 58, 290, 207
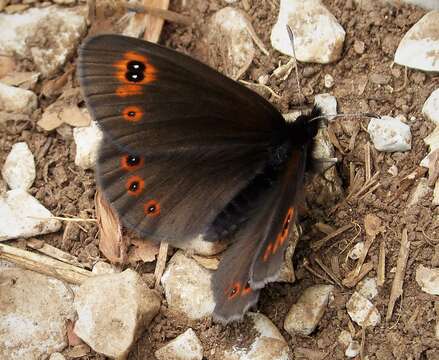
125, 176, 144, 196
113, 51, 156, 86
144, 200, 160, 217
226, 282, 241, 300
120, 154, 143, 172
122, 106, 143, 122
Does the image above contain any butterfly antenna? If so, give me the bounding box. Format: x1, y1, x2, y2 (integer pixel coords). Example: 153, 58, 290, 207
286, 25, 304, 103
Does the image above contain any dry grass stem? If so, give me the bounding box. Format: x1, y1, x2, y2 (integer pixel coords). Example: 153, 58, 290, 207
312, 223, 354, 250
378, 239, 386, 286
123, 1, 191, 25
0, 243, 92, 284
386, 228, 410, 322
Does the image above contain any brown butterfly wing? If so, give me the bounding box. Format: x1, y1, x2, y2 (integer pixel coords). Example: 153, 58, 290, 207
213, 147, 306, 322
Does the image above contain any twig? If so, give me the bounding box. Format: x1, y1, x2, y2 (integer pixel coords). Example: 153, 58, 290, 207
303, 259, 334, 285
0, 243, 92, 284
154, 242, 169, 289
26, 215, 97, 223
26, 239, 89, 269
377, 239, 385, 286
353, 214, 382, 277
239, 80, 281, 99
122, 2, 191, 25
360, 328, 366, 360
342, 262, 373, 288
312, 223, 354, 251
365, 142, 371, 183
314, 256, 344, 288
386, 228, 410, 322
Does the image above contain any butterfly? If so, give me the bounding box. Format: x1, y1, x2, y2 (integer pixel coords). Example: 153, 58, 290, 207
78, 34, 320, 323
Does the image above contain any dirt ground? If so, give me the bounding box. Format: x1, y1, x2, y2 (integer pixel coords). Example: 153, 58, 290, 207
2, 0, 439, 359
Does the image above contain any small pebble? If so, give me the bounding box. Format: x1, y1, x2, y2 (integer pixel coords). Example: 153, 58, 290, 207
1, 142, 35, 191
346, 291, 381, 327
155, 329, 203, 360
284, 285, 334, 336
0, 82, 37, 114
416, 264, 439, 295
324, 74, 334, 88
73, 121, 103, 170
423, 88, 439, 125
367, 116, 411, 152
353, 39, 365, 54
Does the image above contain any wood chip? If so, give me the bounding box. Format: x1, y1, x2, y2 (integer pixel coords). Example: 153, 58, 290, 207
386, 227, 410, 322
128, 238, 160, 263
314, 222, 336, 235
123, 2, 191, 25
343, 262, 373, 288
95, 190, 127, 264
154, 241, 169, 289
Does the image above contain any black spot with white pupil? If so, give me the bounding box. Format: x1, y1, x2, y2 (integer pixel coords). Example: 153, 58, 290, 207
147, 205, 156, 213
230, 287, 238, 295
129, 181, 139, 192
126, 155, 140, 167
127, 111, 136, 117
126, 60, 145, 82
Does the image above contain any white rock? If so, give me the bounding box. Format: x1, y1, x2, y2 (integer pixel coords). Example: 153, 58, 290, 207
0, 189, 61, 241
324, 74, 334, 88
423, 88, 439, 125
346, 292, 381, 327
0, 82, 37, 114
365, 0, 439, 10
423, 126, 439, 152
356, 277, 378, 300
161, 251, 215, 320
315, 93, 337, 121
73, 121, 103, 170
416, 264, 439, 295
388, 164, 398, 176
2, 142, 35, 191
394, 11, 439, 72
367, 116, 411, 152
155, 329, 203, 360
203, 7, 255, 80
338, 329, 352, 346
284, 284, 334, 336
92, 261, 119, 275
74, 269, 160, 359
271, 0, 345, 63
0, 7, 87, 77
345, 341, 361, 358
49, 353, 66, 360
223, 313, 289, 360
348, 242, 365, 260
0, 268, 75, 360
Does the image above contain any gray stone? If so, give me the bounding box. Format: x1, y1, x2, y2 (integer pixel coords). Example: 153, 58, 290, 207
74, 269, 160, 359
0, 268, 75, 360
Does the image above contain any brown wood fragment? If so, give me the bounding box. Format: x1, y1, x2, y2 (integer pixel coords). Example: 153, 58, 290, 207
342, 262, 373, 288
154, 242, 169, 289
0, 243, 92, 284
386, 228, 410, 322
123, 2, 191, 25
